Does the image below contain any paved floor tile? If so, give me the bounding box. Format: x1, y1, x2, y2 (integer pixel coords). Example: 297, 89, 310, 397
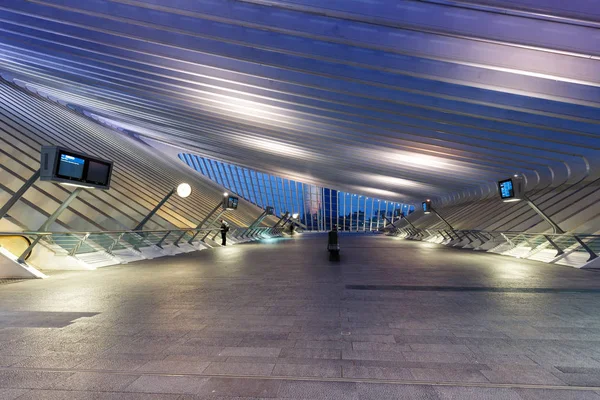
273, 363, 341, 378
0, 356, 26, 367
136, 360, 210, 374
277, 381, 358, 400
409, 344, 472, 354
73, 358, 148, 371
342, 365, 414, 380
410, 368, 489, 383
279, 348, 341, 359
123, 375, 210, 394
195, 377, 281, 398
352, 342, 410, 352
10, 356, 88, 369
15, 390, 181, 399
481, 366, 566, 385
433, 386, 522, 400
402, 352, 474, 363
0, 370, 74, 389
342, 350, 405, 361
356, 382, 439, 400
218, 347, 281, 357
0, 388, 29, 400
202, 362, 275, 376
515, 388, 600, 400
50, 372, 140, 391
554, 373, 600, 386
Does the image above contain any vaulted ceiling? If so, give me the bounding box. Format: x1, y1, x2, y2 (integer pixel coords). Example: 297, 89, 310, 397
1, 0, 599, 203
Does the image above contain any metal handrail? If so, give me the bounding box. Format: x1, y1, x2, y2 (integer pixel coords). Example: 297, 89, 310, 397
0, 225, 284, 263
392, 227, 599, 262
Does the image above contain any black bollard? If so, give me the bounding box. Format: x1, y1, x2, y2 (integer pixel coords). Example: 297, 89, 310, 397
327, 227, 340, 262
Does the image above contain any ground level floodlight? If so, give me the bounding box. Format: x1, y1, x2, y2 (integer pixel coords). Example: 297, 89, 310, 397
422, 199, 432, 214
176, 183, 192, 198
292, 213, 299, 219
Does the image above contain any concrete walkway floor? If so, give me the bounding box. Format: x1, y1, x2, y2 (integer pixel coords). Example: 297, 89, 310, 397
1, 233, 600, 399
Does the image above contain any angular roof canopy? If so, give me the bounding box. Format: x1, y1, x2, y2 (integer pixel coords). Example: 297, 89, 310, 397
1, 0, 599, 204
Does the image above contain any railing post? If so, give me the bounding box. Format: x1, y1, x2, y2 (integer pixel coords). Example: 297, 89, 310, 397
543, 235, 564, 257
69, 233, 90, 256
107, 233, 125, 255
461, 230, 474, 244
156, 231, 172, 248
573, 235, 598, 261
501, 233, 514, 246
18, 234, 44, 263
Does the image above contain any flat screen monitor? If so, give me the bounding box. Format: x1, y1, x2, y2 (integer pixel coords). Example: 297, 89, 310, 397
225, 196, 239, 210
498, 179, 515, 200
41, 146, 113, 190
57, 152, 85, 180
85, 160, 112, 186
422, 199, 431, 214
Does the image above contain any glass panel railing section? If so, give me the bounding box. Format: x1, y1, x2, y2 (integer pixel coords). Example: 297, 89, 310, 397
121, 233, 153, 249
143, 232, 166, 246
525, 234, 550, 249
72, 240, 97, 255
575, 235, 600, 257
156, 231, 182, 247
552, 234, 578, 252
85, 233, 122, 254
43, 233, 84, 253
177, 231, 197, 244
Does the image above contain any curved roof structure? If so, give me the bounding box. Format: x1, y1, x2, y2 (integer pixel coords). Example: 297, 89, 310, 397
0, 0, 599, 204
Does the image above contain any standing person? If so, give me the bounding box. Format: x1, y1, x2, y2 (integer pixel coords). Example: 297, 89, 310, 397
220, 219, 229, 246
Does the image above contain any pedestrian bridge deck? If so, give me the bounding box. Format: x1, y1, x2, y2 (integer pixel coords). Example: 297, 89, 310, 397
1, 233, 600, 399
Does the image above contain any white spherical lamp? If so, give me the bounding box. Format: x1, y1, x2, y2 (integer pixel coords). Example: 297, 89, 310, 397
176, 183, 192, 198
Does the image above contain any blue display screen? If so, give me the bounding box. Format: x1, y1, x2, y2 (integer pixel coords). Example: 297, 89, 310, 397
422, 201, 428, 212
227, 196, 239, 210
499, 179, 515, 199
57, 153, 85, 179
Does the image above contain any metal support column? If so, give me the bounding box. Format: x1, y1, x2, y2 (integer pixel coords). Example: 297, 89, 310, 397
0, 169, 40, 220
39, 188, 83, 231
431, 207, 464, 241
199, 210, 226, 242
273, 212, 290, 228
134, 189, 175, 231
18, 187, 83, 263
524, 195, 564, 234
175, 201, 222, 245
242, 210, 268, 237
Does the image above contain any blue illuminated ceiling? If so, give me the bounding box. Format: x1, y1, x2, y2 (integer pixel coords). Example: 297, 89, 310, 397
0, 0, 598, 203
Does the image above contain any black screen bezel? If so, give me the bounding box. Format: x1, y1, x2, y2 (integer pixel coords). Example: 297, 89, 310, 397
85, 159, 113, 186
498, 178, 515, 199
54, 150, 113, 188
